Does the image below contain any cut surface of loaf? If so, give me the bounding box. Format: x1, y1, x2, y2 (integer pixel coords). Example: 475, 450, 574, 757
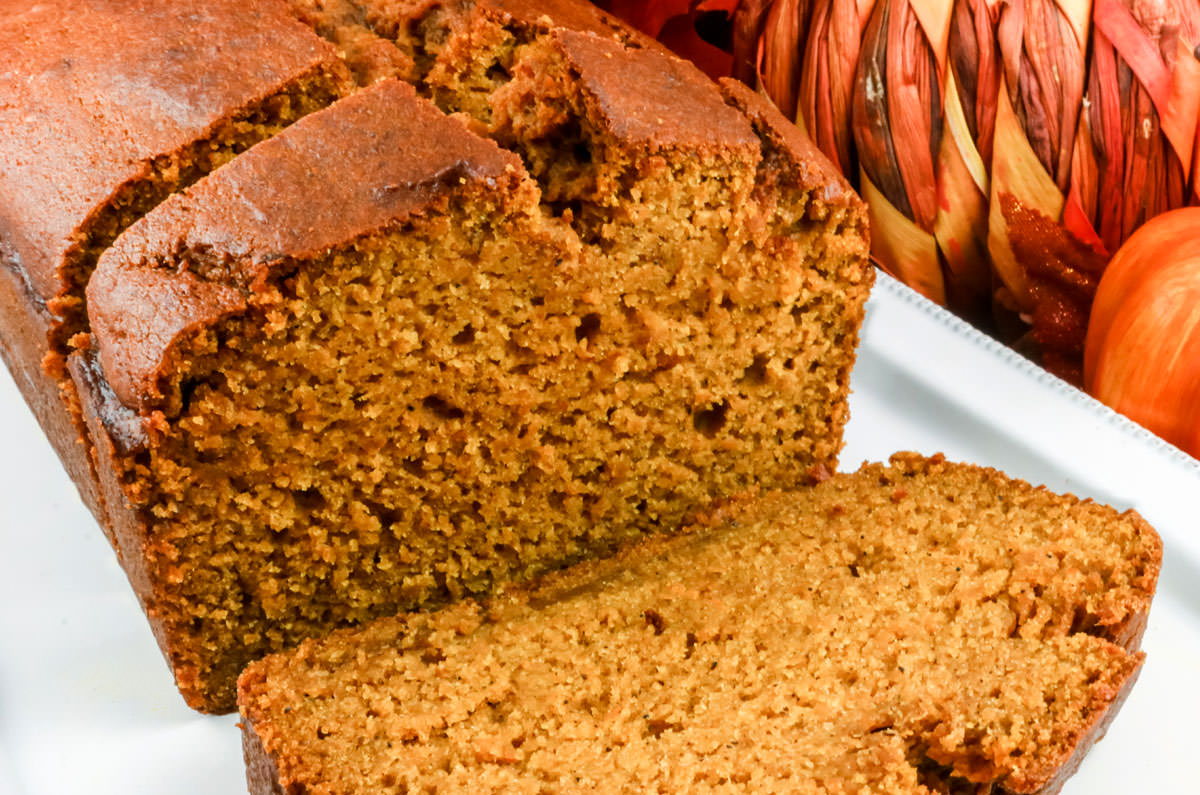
0, 0, 350, 522
238, 454, 1161, 795
77, 77, 545, 710
75, 0, 871, 713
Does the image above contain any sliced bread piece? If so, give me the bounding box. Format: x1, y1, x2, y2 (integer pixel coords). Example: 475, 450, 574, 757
238, 454, 1161, 793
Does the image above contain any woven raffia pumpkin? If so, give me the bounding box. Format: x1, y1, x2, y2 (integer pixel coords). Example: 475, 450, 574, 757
597, 0, 1200, 385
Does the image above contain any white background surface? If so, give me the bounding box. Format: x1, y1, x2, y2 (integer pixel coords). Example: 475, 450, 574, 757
1, 273, 1198, 793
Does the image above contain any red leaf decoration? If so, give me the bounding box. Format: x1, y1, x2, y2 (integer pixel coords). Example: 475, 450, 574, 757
594, 0, 739, 81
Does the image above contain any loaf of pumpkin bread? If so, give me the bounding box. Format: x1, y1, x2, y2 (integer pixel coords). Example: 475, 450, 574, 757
67, 0, 871, 712
238, 454, 1161, 794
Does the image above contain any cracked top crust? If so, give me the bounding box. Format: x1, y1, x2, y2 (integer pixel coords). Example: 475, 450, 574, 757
0, 0, 342, 300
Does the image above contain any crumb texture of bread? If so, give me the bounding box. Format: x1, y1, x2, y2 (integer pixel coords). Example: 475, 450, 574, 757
79, 0, 871, 712
238, 454, 1161, 794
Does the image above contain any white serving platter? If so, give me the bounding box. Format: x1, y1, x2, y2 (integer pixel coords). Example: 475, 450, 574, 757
2, 272, 1197, 794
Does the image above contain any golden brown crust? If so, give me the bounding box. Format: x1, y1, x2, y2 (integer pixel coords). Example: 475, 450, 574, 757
546, 28, 759, 153
0, 0, 344, 302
